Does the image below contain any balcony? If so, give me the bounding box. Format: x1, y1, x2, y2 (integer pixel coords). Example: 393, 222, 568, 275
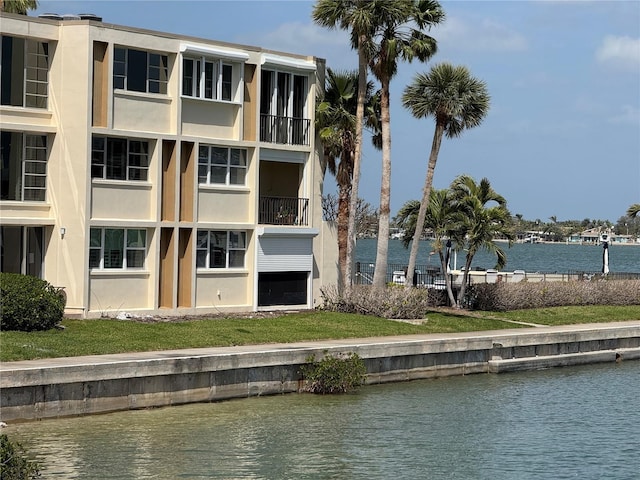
260, 114, 310, 146
259, 196, 309, 226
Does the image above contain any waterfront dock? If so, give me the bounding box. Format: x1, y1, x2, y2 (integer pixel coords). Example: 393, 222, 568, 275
1, 321, 639, 422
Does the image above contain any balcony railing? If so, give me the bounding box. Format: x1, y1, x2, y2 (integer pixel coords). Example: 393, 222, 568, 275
260, 114, 310, 146
259, 196, 309, 226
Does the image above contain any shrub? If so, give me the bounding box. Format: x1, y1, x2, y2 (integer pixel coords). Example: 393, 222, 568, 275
0, 434, 41, 479
0, 273, 65, 331
320, 284, 444, 319
300, 352, 366, 394
469, 279, 640, 311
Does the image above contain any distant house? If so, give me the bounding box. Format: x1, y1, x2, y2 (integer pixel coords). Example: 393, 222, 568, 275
517, 231, 543, 243
611, 234, 633, 244
579, 228, 603, 244
567, 232, 582, 243
570, 228, 632, 245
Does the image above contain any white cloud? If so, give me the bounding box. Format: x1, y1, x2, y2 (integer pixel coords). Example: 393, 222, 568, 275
595, 36, 640, 71
239, 22, 356, 70
239, 13, 527, 70
434, 15, 528, 53
256, 14, 530, 59
607, 105, 640, 126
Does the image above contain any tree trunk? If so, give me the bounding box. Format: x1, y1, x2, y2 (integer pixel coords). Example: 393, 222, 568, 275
337, 181, 351, 288
372, 78, 392, 290
405, 123, 445, 288
345, 35, 368, 294
439, 251, 457, 306
456, 253, 475, 308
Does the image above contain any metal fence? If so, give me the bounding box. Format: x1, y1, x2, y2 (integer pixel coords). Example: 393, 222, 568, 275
354, 263, 445, 287
259, 196, 309, 226
567, 271, 640, 281
259, 114, 310, 146
354, 263, 640, 287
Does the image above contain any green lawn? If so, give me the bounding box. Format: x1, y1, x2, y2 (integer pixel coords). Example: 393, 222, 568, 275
1, 306, 638, 362
488, 305, 640, 326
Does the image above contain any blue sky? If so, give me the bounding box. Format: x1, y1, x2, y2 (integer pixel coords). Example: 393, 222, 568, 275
34, 0, 640, 223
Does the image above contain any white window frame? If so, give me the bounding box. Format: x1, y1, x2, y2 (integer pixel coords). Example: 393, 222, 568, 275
198, 145, 247, 186
89, 228, 147, 270
196, 230, 246, 269
113, 47, 168, 95
0, 35, 49, 109
23, 134, 47, 201
0, 131, 48, 202
91, 136, 150, 182
260, 68, 310, 145
182, 56, 233, 101
261, 69, 308, 120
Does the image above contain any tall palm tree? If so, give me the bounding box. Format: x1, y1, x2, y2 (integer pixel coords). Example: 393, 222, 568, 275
313, 0, 376, 293
367, 0, 444, 290
401, 63, 490, 288
1, 0, 38, 14
450, 175, 514, 308
316, 68, 377, 287
627, 204, 640, 218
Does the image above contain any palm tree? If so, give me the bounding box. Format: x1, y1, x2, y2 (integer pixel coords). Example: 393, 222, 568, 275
313, 0, 376, 292
395, 189, 459, 305
367, 0, 444, 290
627, 204, 640, 218
1, 0, 38, 14
401, 63, 490, 288
450, 175, 514, 308
316, 68, 377, 287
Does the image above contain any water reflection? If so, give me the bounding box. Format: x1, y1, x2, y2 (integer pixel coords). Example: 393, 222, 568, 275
8, 361, 639, 479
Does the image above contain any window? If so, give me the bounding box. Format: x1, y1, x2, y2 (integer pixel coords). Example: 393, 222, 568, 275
113, 47, 168, 94
1, 131, 47, 201
1, 35, 49, 108
92, 136, 150, 181
221, 64, 232, 101
260, 69, 309, 145
89, 228, 147, 269
198, 145, 247, 185
0, 226, 44, 277
196, 230, 246, 269
182, 57, 233, 101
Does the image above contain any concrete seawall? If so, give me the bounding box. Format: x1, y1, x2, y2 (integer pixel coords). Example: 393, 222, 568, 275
1, 321, 639, 422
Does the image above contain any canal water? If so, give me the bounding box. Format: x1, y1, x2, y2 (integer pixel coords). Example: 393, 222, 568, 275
356, 238, 640, 273
7, 361, 639, 479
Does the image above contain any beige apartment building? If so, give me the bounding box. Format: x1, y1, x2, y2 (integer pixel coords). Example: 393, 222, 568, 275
0, 12, 337, 318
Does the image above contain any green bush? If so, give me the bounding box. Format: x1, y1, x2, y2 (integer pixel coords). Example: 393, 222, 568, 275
0, 434, 41, 479
300, 352, 366, 394
0, 273, 65, 331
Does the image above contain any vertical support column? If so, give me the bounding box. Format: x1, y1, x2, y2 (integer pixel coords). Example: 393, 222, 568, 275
243, 64, 257, 142
161, 140, 176, 222
159, 227, 175, 309
92, 41, 108, 127
177, 142, 195, 309
180, 142, 194, 222
177, 228, 192, 308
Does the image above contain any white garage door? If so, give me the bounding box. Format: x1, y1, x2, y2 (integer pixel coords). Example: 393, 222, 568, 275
258, 236, 313, 272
